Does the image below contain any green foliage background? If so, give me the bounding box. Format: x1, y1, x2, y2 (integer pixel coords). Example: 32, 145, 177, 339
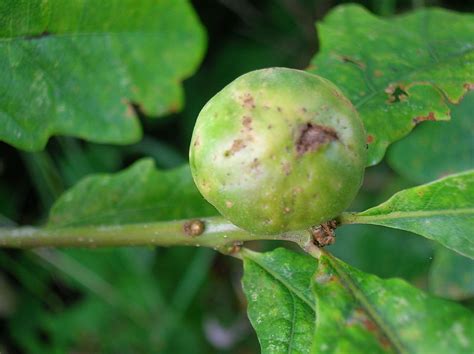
0, 0, 473, 353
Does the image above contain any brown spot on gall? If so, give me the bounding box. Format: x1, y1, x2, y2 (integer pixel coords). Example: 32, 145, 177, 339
241, 93, 255, 109
250, 158, 260, 170
224, 139, 246, 157
366, 135, 374, 144
282, 162, 292, 175
242, 116, 252, 130
296, 123, 338, 156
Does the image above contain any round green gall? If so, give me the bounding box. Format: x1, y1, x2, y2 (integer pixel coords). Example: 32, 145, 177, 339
189, 67, 367, 235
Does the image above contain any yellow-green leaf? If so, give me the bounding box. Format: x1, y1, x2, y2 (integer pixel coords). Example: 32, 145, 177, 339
48, 159, 216, 227
342, 171, 474, 258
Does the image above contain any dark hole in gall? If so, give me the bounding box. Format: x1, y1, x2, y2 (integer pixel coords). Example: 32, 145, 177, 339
296, 123, 338, 156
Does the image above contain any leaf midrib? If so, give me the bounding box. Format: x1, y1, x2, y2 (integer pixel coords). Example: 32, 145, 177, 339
0, 30, 182, 43
248, 259, 314, 354
244, 254, 315, 311
325, 254, 407, 354
355, 207, 474, 223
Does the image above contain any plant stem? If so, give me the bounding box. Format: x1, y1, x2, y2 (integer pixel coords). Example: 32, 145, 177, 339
0, 216, 310, 250
336, 212, 359, 225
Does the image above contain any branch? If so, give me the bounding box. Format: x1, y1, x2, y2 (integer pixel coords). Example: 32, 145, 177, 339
0, 216, 311, 250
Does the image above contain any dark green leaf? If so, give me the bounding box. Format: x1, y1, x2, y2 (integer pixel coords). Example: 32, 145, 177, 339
21, 151, 64, 210
312, 253, 474, 353
344, 171, 474, 258
308, 5, 473, 166
241, 248, 317, 354
388, 91, 474, 184
0, 0, 205, 150
48, 158, 216, 227
329, 224, 433, 282
429, 246, 474, 300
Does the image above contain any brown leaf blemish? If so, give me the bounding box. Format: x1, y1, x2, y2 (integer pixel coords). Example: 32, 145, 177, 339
413, 112, 436, 125
366, 135, 374, 144
296, 123, 338, 156
338, 55, 366, 69
125, 104, 135, 118
347, 308, 391, 350
464, 83, 474, 90
373, 69, 383, 77
385, 84, 408, 103
347, 309, 378, 333
314, 273, 337, 284
121, 99, 138, 119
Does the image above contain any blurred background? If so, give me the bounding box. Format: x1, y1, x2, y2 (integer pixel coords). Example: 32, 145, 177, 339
0, 0, 473, 353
